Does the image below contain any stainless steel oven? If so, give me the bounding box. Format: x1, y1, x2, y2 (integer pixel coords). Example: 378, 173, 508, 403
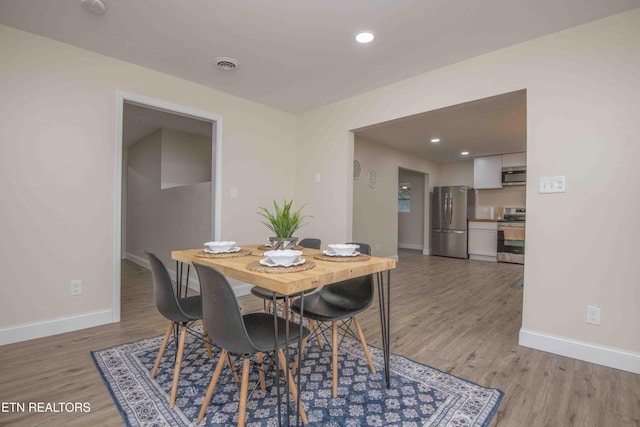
497, 208, 525, 264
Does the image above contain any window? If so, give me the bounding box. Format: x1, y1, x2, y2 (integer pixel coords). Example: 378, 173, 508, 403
398, 183, 411, 212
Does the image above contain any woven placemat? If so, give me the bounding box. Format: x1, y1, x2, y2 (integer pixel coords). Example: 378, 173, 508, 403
246, 260, 315, 273
194, 248, 252, 258
314, 253, 370, 262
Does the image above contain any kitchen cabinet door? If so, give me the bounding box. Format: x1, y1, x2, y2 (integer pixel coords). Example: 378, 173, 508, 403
473, 155, 502, 189
468, 221, 497, 261
502, 152, 526, 168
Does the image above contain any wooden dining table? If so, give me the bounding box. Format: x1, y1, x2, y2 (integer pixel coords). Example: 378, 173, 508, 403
172, 244, 396, 425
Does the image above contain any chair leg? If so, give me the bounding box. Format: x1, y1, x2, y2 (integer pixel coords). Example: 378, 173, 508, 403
169, 324, 187, 408
197, 349, 228, 422
257, 352, 266, 391
291, 330, 310, 372
264, 299, 272, 313
353, 316, 376, 374
332, 321, 338, 398
151, 321, 173, 378
277, 349, 309, 424
311, 319, 323, 349
238, 356, 251, 427
202, 321, 213, 360
227, 353, 240, 384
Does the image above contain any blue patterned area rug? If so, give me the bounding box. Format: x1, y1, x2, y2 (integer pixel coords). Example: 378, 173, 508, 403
92, 330, 503, 426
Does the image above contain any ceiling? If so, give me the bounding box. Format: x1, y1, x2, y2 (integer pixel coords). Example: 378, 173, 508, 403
1, 0, 637, 161
355, 90, 527, 163
123, 103, 212, 146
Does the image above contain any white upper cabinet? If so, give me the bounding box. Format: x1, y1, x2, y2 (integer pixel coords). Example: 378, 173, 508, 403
473, 155, 503, 189
502, 152, 526, 168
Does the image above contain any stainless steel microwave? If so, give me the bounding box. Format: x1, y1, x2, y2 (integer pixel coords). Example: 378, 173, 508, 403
502, 168, 526, 186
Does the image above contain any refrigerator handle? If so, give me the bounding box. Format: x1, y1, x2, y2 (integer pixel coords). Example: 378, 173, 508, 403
445, 193, 450, 225
448, 192, 453, 225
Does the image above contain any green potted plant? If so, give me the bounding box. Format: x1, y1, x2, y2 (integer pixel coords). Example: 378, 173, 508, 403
257, 199, 310, 249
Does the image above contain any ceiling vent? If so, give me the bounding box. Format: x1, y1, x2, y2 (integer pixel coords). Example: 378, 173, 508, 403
212, 57, 239, 71
80, 0, 106, 15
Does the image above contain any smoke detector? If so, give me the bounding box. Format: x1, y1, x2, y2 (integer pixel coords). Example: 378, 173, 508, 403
80, 0, 106, 15
212, 57, 239, 71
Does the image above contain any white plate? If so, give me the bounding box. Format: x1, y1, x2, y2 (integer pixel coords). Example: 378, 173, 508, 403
323, 250, 360, 257
259, 257, 306, 267
204, 247, 242, 254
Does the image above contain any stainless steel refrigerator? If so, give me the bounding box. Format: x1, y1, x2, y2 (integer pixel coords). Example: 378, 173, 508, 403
431, 186, 475, 258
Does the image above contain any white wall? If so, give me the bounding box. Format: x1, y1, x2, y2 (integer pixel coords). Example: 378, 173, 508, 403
126, 129, 212, 269
439, 160, 474, 187
476, 186, 526, 213
160, 128, 212, 189
0, 25, 297, 343
353, 137, 439, 258
296, 10, 640, 372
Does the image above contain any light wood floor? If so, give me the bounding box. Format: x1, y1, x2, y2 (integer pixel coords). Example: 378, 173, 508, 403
0, 251, 638, 426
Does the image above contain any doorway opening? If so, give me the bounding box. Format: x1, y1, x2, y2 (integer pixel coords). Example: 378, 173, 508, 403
113, 92, 222, 322
398, 168, 429, 255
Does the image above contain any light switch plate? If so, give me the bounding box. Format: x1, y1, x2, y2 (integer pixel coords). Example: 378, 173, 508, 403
539, 176, 566, 193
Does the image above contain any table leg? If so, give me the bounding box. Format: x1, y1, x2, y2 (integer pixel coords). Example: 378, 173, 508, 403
283, 295, 291, 426
184, 264, 190, 298
376, 270, 391, 388
295, 291, 304, 427
175, 261, 182, 299
272, 292, 282, 425
272, 292, 305, 427
174, 261, 191, 299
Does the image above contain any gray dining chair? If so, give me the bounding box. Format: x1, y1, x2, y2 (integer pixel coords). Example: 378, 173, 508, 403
193, 262, 311, 426
290, 242, 376, 398
144, 251, 214, 408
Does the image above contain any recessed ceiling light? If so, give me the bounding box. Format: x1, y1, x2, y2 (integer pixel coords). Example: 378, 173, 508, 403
461, 151, 470, 156
355, 32, 375, 44
430, 138, 440, 143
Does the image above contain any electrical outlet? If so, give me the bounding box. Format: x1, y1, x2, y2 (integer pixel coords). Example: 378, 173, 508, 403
586, 305, 601, 325
71, 280, 82, 296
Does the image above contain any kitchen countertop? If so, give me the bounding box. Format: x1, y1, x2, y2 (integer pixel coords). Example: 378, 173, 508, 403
469, 218, 498, 222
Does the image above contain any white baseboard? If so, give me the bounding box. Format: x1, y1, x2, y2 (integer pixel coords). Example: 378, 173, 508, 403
0, 254, 254, 346
398, 243, 424, 250
0, 309, 113, 346
519, 328, 640, 374
126, 252, 149, 269
126, 252, 252, 297
423, 248, 431, 255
